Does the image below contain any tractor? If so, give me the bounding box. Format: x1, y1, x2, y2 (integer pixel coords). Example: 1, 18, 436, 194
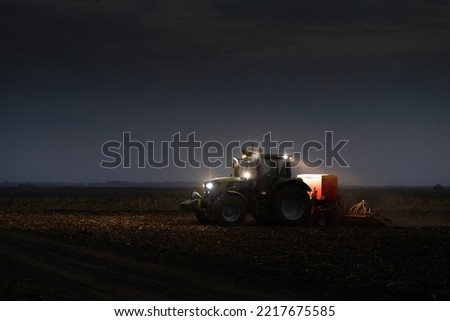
180, 149, 391, 227
180, 149, 316, 226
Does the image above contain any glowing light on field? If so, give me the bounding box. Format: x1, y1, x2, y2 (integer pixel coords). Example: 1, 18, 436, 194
297, 174, 338, 201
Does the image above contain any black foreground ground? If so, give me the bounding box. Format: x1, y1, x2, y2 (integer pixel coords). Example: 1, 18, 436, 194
0, 187, 449, 300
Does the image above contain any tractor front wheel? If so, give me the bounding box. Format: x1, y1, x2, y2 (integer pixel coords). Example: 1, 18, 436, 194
213, 196, 246, 226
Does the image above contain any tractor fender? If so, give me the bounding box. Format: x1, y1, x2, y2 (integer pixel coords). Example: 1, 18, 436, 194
269, 178, 311, 197
224, 190, 249, 210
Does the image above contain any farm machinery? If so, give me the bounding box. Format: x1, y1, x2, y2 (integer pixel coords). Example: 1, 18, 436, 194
180, 149, 390, 227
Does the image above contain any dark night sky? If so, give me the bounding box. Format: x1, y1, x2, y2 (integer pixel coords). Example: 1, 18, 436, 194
1, 0, 450, 185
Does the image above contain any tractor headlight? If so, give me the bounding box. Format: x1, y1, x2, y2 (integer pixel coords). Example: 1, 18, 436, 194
242, 171, 251, 179
205, 182, 214, 190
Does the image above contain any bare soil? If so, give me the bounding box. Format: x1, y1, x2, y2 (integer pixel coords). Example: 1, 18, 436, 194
0, 187, 449, 300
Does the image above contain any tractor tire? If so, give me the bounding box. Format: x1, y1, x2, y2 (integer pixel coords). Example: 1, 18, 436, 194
313, 212, 332, 226
212, 196, 246, 226
271, 185, 311, 225
195, 209, 214, 225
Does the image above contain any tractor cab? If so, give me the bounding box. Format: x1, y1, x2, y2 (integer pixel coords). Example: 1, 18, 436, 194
237, 152, 292, 195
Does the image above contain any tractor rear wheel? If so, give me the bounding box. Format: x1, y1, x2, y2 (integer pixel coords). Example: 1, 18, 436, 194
213, 196, 246, 226
271, 185, 311, 225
